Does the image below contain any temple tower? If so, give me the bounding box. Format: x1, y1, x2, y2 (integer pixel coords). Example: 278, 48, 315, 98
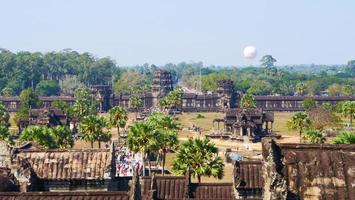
151, 69, 173, 107
216, 80, 237, 108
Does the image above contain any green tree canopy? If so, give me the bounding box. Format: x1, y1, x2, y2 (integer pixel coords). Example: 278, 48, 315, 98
127, 122, 161, 176
109, 106, 128, 143
287, 112, 311, 143
35, 80, 60, 96
78, 115, 110, 148
72, 87, 98, 119
172, 138, 224, 183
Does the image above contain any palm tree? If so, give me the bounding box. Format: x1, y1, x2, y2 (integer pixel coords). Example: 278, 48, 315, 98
20, 126, 58, 149
109, 106, 128, 143
287, 112, 311, 143
127, 122, 161, 176
333, 131, 355, 144
296, 82, 306, 96
146, 112, 180, 175
49, 126, 74, 148
79, 115, 109, 148
172, 138, 224, 183
240, 93, 256, 108
341, 101, 355, 126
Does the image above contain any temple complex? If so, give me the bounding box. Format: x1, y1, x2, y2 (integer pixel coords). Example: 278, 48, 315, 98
0, 69, 354, 112
0, 139, 353, 199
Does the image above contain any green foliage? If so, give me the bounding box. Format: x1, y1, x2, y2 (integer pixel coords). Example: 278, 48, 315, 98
333, 131, 355, 144
1, 87, 13, 96
72, 87, 98, 119
260, 55, 277, 68
0, 103, 10, 126
327, 83, 343, 96
172, 138, 224, 182
114, 70, 150, 95
303, 98, 316, 110
49, 126, 74, 148
145, 112, 180, 175
240, 93, 256, 108
19, 88, 41, 109
159, 88, 183, 108
109, 106, 128, 143
78, 115, 110, 148
0, 49, 117, 95
304, 129, 325, 144
320, 102, 334, 111
130, 95, 142, 109
20, 126, 58, 149
35, 80, 60, 96
296, 82, 306, 96
20, 125, 74, 149
127, 122, 161, 175
51, 100, 70, 114
341, 101, 355, 125
0, 124, 10, 142
287, 112, 311, 142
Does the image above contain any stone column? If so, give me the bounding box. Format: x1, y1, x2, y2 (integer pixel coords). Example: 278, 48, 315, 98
240, 127, 243, 136
247, 128, 251, 137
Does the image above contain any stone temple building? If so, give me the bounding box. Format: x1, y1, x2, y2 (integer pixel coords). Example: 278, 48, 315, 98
212, 108, 274, 140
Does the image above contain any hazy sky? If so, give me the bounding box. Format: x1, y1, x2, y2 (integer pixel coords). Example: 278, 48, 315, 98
0, 0, 354, 66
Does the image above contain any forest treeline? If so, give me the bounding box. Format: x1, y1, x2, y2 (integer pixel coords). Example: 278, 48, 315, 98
0, 49, 354, 96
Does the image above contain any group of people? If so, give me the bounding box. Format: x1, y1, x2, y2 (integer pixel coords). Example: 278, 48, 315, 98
115, 147, 143, 176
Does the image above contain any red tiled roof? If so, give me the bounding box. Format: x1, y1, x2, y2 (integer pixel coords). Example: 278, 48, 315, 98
16, 149, 112, 180
0, 192, 129, 200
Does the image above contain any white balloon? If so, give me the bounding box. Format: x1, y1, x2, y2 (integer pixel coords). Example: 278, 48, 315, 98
243, 46, 257, 59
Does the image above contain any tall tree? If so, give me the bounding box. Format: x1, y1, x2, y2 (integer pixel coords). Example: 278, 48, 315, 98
341, 101, 355, 126
260, 55, 277, 68
127, 122, 161, 176
72, 87, 98, 119
287, 112, 311, 143
172, 138, 224, 183
78, 115, 109, 148
146, 112, 180, 175
296, 82, 306, 96
19, 88, 41, 110
109, 106, 128, 143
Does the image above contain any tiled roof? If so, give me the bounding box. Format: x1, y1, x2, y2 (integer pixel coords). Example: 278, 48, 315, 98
141, 176, 188, 200
235, 161, 263, 189
0, 192, 129, 200
191, 183, 235, 199
15, 149, 112, 180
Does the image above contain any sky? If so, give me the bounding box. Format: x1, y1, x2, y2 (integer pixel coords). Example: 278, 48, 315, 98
0, 0, 354, 66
